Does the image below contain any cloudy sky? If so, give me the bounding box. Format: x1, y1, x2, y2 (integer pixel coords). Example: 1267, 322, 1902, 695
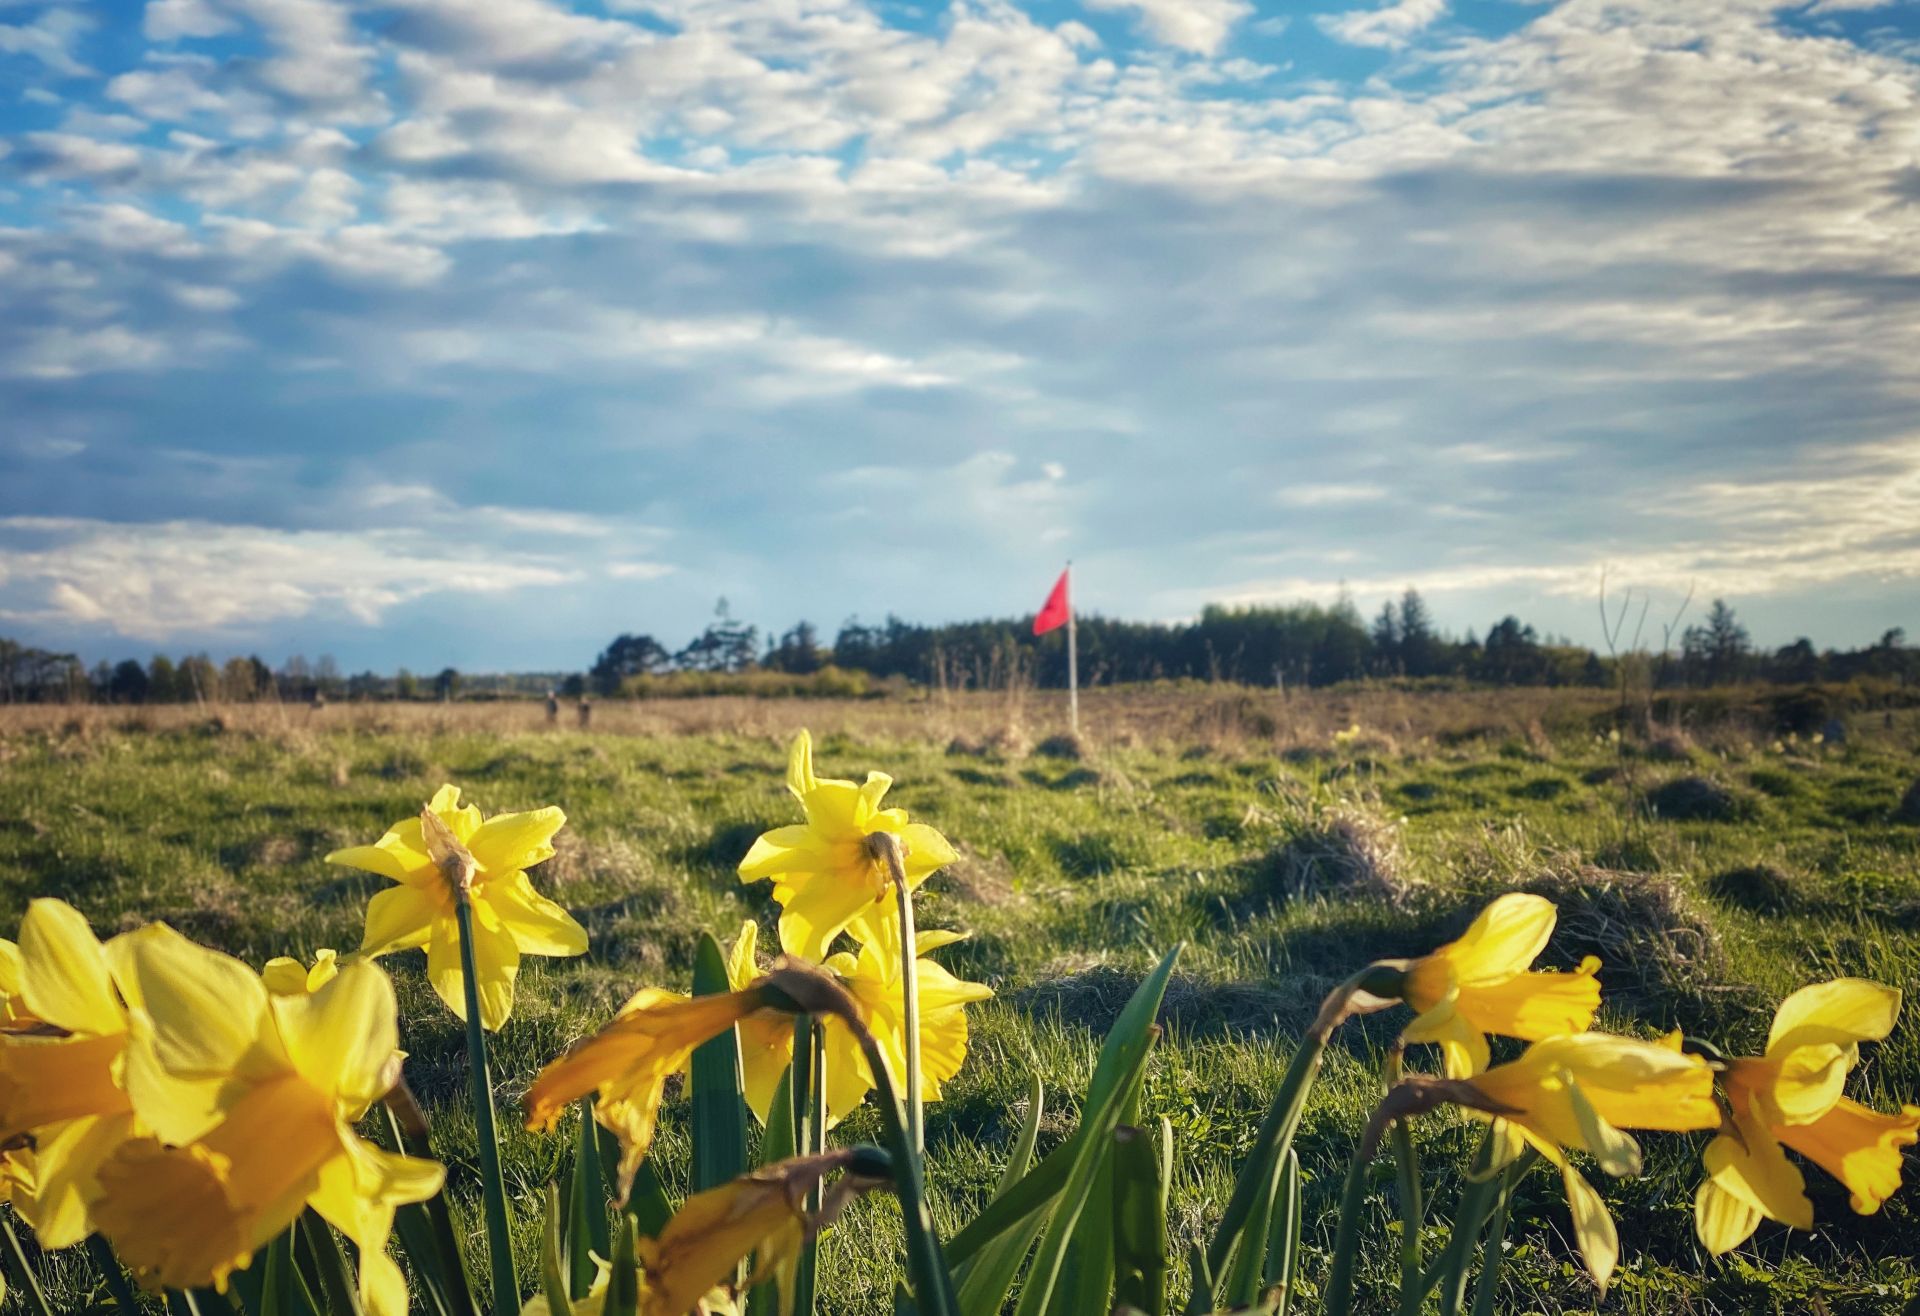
3, 0, 1919, 672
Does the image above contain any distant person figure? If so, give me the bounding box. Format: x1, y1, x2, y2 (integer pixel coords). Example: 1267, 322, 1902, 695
546, 690, 560, 726
577, 697, 592, 730
309, 688, 326, 713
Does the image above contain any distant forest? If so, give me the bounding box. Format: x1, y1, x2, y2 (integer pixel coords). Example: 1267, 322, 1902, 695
2, 588, 1913, 705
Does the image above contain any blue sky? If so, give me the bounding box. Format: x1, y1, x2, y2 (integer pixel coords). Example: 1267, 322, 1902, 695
3, 0, 1919, 672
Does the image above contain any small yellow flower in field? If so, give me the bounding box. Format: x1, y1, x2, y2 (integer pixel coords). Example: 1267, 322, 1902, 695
721, 922, 799, 1125
95, 926, 442, 1315
262, 947, 340, 995
327, 784, 587, 1030
0, 899, 138, 1250
1463, 1032, 1719, 1292
1400, 892, 1601, 1077
526, 985, 792, 1196
738, 731, 958, 962
1694, 978, 1917, 1255
820, 914, 993, 1125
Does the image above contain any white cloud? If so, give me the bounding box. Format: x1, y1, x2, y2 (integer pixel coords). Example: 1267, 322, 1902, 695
0, 516, 586, 639
1083, 0, 1252, 56
1317, 0, 1446, 50
1274, 483, 1389, 507
0, 6, 94, 78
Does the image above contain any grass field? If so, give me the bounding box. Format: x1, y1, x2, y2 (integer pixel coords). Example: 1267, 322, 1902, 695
3, 693, 1918, 1314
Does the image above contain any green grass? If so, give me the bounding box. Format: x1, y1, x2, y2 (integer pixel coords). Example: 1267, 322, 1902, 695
2, 709, 1918, 1314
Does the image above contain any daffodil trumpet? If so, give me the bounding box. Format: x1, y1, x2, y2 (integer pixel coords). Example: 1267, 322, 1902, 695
419, 805, 522, 1316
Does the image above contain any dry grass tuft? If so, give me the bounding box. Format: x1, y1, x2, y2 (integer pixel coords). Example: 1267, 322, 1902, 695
1641, 726, 1698, 763
1895, 776, 1920, 824
1646, 774, 1753, 822
1259, 800, 1409, 906
1460, 859, 1725, 1016
1032, 732, 1085, 761
1705, 864, 1801, 916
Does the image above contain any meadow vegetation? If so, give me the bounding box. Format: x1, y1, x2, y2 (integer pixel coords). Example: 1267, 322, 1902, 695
1, 689, 1916, 1314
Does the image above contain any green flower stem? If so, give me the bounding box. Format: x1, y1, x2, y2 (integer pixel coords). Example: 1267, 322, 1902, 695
789, 1014, 821, 1316
1470, 1150, 1535, 1316
84, 1233, 144, 1316
1322, 1101, 1400, 1316
851, 1021, 958, 1316
454, 897, 520, 1316
1, 1209, 54, 1316
1199, 963, 1402, 1300
1430, 1127, 1502, 1316
893, 866, 923, 1156
872, 832, 924, 1157
381, 1089, 483, 1316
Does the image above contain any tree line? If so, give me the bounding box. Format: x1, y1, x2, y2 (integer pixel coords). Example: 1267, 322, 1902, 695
584, 592, 1916, 696
2, 592, 1912, 704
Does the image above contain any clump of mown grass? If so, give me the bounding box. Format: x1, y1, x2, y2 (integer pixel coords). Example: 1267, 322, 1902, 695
1895, 774, 1920, 823
1254, 797, 1409, 906
1705, 862, 1803, 916
1645, 773, 1758, 822
1453, 831, 1727, 1023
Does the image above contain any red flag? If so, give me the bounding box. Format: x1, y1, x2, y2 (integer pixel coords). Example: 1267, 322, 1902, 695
1033, 568, 1070, 635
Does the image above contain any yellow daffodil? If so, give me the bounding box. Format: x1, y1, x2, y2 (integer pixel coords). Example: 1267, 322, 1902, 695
327, 784, 587, 1030
1400, 893, 1601, 1077
94, 925, 442, 1315
0, 899, 138, 1249
1694, 978, 1917, 1255
522, 1154, 866, 1316
527, 985, 792, 1196
634, 1157, 822, 1316
720, 922, 799, 1125
738, 732, 958, 962
1463, 1033, 1719, 1292
262, 948, 340, 995
820, 914, 992, 1125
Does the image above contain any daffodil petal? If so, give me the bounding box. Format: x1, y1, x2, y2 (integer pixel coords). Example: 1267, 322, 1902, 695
1567, 1075, 1642, 1177
18, 899, 121, 1037
1775, 1097, 1920, 1215
485, 871, 588, 958
468, 805, 568, 875
898, 823, 958, 877
785, 731, 817, 801
1703, 1097, 1812, 1230
1560, 1161, 1619, 1294
1694, 1178, 1763, 1255
21, 1111, 136, 1250
738, 826, 826, 881
359, 885, 440, 958
1445, 893, 1556, 984
110, 923, 279, 1145
1768, 978, 1902, 1056
325, 842, 425, 885
726, 922, 759, 993
272, 962, 401, 1116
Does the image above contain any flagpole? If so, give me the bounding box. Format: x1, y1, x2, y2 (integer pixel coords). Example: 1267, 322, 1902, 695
1066, 562, 1078, 737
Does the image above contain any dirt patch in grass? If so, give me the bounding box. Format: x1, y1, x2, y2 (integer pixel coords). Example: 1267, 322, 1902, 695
943, 847, 1021, 907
